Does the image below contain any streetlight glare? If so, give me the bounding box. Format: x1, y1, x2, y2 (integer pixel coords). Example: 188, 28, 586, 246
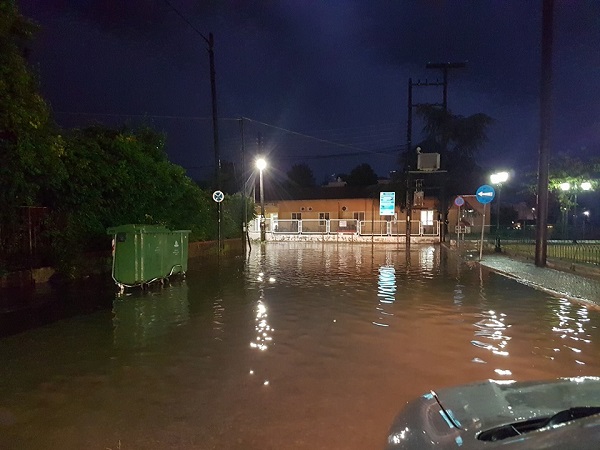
560, 182, 571, 191
489, 171, 510, 252
490, 171, 509, 185
256, 158, 267, 171
256, 157, 267, 242
581, 181, 592, 191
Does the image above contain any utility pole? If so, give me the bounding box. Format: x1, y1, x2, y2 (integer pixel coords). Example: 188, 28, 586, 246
405, 63, 464, 244
199, 32, 222, 251
535, 0, 554, 267
406, 78, 413, 245
425, 61, 467, 243
206, 33, 221, 189
406, 78, 443, 246
425, 62, 467, 111
240, 118, 249, 254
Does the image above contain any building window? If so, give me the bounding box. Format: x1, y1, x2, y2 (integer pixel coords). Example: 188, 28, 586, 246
353, 211, 365, 222
291, 212, 302, 220
420, 210, 434, 226
319, 212, 330, 225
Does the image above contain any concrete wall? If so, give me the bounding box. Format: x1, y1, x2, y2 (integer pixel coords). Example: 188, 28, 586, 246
257, 197, 437, 222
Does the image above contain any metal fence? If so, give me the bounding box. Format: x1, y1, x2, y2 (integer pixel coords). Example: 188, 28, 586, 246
252, 218, 440, 237
1, 207, 52, 271
497, 239, 600, 266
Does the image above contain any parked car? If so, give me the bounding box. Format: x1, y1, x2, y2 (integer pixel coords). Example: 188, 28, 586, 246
386, 377, 600, 449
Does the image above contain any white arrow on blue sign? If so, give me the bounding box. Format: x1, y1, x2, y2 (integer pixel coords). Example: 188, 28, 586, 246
475, 185, 495, 204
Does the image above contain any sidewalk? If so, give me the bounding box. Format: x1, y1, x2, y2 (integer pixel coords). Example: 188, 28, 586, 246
478, 254, 600, 306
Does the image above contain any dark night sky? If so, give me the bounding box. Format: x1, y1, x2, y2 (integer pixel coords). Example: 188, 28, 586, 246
18, 0, 600, 186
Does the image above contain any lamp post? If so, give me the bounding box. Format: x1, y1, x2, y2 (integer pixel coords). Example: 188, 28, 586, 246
490, 171, 509, 252
256, 157, 267, 242
560, 182, 571, 239
560, 181, 593, 241
582, 210, 590, 239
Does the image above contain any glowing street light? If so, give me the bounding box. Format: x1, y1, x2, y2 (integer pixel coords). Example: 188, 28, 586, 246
490, 171, 510, 251
256, 157, 267, 242
558, 180, 594, 240
490, 171, 509, 185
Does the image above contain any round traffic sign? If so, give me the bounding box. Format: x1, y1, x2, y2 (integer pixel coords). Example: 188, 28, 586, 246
454, 196, 465, 207
212, 190, 224, 203
475, 185, 495, 204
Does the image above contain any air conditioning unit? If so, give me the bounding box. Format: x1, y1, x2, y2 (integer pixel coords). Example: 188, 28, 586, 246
417, 153, 440, 171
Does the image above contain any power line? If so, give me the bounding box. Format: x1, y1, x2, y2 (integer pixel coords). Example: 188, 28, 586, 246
52, 111, 406, 158
162, 0, 210, 44
54, 111, 214, 121
242, 117, 399, 157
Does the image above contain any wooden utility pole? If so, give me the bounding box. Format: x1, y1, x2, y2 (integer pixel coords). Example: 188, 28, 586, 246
405, 63, 466, 243
207, 33, 220, 189
535, 0, 554, 267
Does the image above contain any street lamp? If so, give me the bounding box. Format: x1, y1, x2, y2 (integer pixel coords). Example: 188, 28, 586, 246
583, 210, 590, 239
560, 182, 571, 239
490, 171, 509, 252
256, 157, 267, 242
559, 181, 593, 241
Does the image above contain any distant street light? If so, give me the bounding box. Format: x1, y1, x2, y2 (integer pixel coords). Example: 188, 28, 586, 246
558, 181, 594, 241
490, 171, 509, 252
583, 210, 590, 239
256, 157, 267, 242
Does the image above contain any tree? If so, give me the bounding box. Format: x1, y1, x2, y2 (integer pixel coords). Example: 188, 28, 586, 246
416, 105, 493, 159
0, 1, 67, 268
346, 163, 378, 186
404, 106, 493, 195
399, 105, 493, 214
545, 154, 598, 237
0, 1, 66, 211
45, 125, 214, 272
286, 163, 316, 188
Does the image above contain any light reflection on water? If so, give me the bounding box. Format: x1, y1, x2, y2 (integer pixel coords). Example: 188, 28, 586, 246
374, 265, 396, 327
1, 243, 600, 449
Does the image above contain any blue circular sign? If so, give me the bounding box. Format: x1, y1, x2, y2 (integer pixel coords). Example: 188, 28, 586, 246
454, 196, 465, 207
475, 185, 496, 204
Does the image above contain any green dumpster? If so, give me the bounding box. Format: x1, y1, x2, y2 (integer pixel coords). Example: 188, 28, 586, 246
107, 224, 190, 289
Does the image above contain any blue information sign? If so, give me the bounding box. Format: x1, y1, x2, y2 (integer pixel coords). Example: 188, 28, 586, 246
475, 185, 495, 204
379, 192, 395, 215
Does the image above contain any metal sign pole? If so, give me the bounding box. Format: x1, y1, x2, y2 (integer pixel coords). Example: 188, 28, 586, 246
475, 185, 495, 261
457, 205, 461, 247
479, 203, 486, 261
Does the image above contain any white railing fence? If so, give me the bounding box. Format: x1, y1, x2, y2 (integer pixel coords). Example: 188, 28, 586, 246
249, 218, 440, 237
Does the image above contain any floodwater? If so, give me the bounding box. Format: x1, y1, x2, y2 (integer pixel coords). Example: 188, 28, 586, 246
1, 243, 599, 449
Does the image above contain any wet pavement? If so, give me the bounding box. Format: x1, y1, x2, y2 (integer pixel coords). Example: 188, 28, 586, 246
477, 254, 600, 306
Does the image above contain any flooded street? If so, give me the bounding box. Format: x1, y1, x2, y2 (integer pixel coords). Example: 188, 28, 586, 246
1, 243, 600, 449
